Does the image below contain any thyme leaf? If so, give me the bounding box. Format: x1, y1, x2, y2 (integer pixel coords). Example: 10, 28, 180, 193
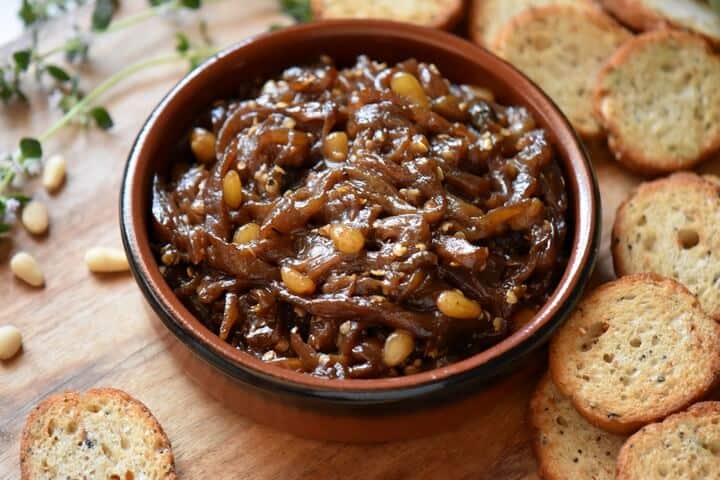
1, 1, 218, 241
19, 138, 42, 160
89, 106, 113, 129
279, 0, 312, 23
91, 0, 119, 31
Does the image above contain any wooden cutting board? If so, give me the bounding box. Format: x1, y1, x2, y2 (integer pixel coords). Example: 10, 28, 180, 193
2, 1, 719, 478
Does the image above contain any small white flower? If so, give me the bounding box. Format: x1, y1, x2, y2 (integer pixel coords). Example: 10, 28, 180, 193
4, 198, 20, 224
49, 89, 65, 109
24, 158, 41, 176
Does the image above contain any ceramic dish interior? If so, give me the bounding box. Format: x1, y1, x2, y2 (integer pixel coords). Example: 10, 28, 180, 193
120, 20, 600, 406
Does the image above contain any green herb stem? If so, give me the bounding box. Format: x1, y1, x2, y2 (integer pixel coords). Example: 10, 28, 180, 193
0, 169, 13, 192
0, 46, 216, 198
36, 0, 188, 60
39, 46, 215, 143
105, 1, 182, 33
106, 0, 220, 34
36, 44, 66, 61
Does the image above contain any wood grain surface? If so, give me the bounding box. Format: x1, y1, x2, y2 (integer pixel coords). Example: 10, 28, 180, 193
1, 1, 718, 478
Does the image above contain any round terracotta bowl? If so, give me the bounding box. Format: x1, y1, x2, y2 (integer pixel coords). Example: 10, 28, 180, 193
120, 20, 600, 443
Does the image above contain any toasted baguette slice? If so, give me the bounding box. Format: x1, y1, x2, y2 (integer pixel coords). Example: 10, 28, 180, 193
616, 402, 720, 479
593, 30, 720, 175
20, 388, 176, 480
530, 375, 627, 480
598, 0, 720, 46
549, 274, 720, 434
468, 0, 595, 48
310, 0, 464, 30
613, 172, 720, 320
493, 5, 630, 138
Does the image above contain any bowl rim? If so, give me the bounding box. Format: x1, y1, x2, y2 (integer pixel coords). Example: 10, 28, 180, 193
120, 19, 600, 404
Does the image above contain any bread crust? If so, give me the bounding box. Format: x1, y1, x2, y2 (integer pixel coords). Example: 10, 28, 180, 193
21, 391, 76, 480
598, 0, 720, 46
492, 4, 629, 138
491, 3, 627, 54
616, 401, 720, 479
549, 274, 720, 434
20, 388, 176, 480
468, 0, 598, 47
593, 30, 720, 175
530, 375, 626, 480
531, 376, 563, 480
612, 171, 703, 276
310, 0, 465, 30
597, 0, 669, 31
612, 172, 720, 319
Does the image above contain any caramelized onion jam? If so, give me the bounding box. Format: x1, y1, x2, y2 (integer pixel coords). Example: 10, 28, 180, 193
151, 55, 569, 379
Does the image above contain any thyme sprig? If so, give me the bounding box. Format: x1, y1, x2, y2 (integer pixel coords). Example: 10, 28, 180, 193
2, 0, 202, 106
0, 44, 215, 233
0, 0, 214, 236
18, 0, 89, 28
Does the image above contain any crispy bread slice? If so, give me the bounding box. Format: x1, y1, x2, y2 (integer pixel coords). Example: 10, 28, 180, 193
549, 274, 720, 434
310, 0, 464, 30
493, 5, 630, 138
599, 0, 720, 45
616, 402, 720, 479
613, 172, 720, 320
530, 375, 626, 480
468, 0, 595, 48
593, 30, 720, 175
20, 388, 176, 480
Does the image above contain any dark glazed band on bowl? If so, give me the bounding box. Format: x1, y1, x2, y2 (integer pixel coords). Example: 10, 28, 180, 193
120, 20, 600, 407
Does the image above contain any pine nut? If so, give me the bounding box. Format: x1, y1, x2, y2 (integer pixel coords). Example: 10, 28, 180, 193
339, 321, 352, 335
432, 94, 463, 119
392, 243, 408, 257
323, 132, 349, 162
85, 247, 130, 273
410, 134, 429, 154
42, 154, 66, 192
232, 222, 260, 245
390, 72, 429, 108
21, 201, 49, 235
436, 290, 483, 319
468, 85, 495, 102
10, 252, 44, 287
160, 246, 177, 266
190, 127, 217, 164
281, 266, 315, 296
0, 325, 22, 360
383, 330, 415, 367
329, 224, 365, 254
222, 170, 243, 209
493, 317, 504, 332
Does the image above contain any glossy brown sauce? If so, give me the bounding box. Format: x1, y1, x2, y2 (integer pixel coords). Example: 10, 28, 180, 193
151, 55, 568, 379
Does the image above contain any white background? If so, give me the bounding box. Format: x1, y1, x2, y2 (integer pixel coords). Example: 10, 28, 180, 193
0, 1, 24, 46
